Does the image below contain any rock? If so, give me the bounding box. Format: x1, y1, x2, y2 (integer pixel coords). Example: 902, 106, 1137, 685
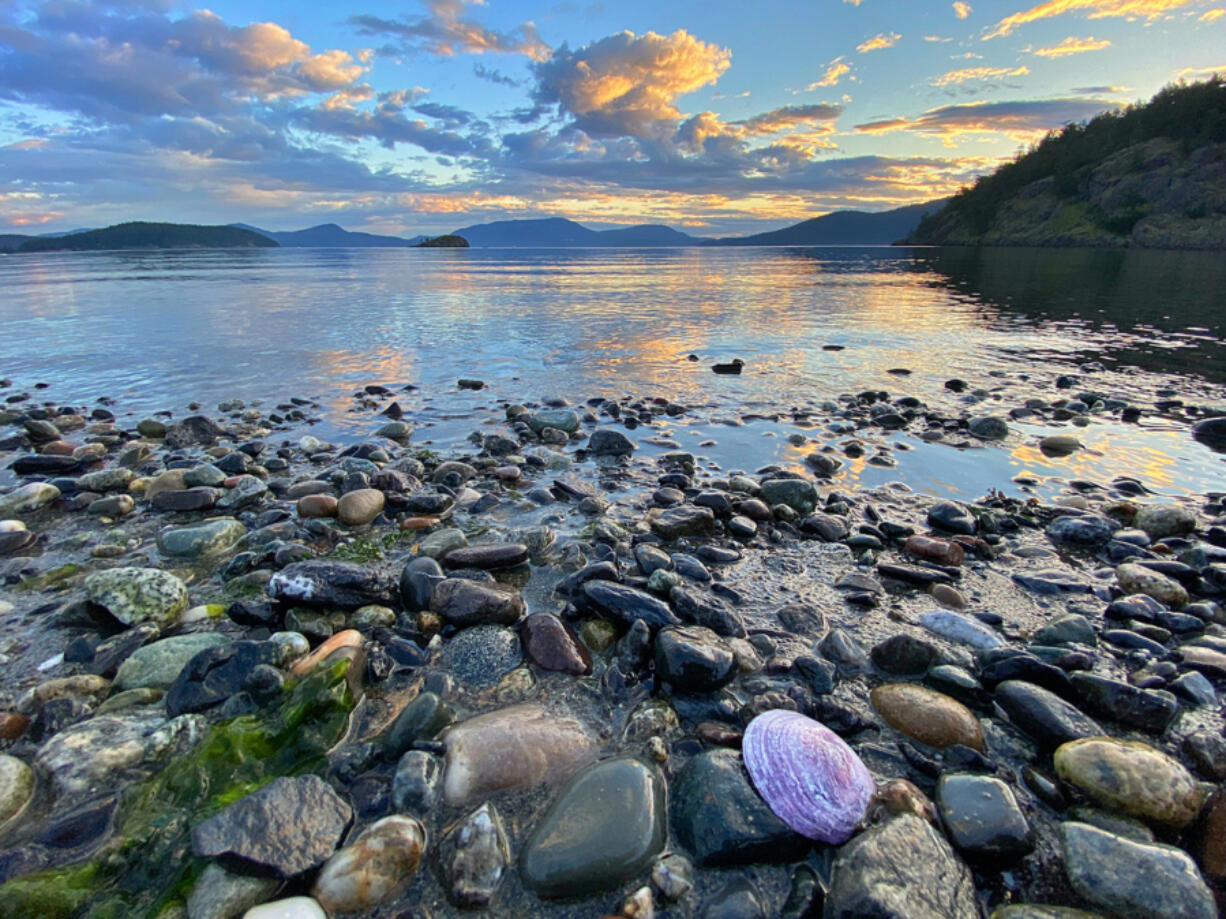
311, 815, 425, 913
440, 625, 523, 688
152, 487, 218, 513
802, 512, 850, 541
76, 467, 136, 493
114, 633, 228, 692
297, 494, 338, 518
671, 587, 746, 638
165, 415, 226, 448
1047, 514, 1119, 548
441, 704, 597, 806
186, 861, 280, 919
528, 408, 580, 434
1134, 504, 1197, 539
521, 757, 667, 898
184, 463, 227, 488
906, 535, 965, 565
430, 578, 524, 628
166, 640, 284, 716
36, 710, 198, 795
870, 634, 939, 675
651, 853, 694, 902
1034, 614, 1097, 646
1180, 645, 1226, 679
191, 775, 352, 876
392, 749, 443, 813
742, 710, 875, 844
442, 802, 509, 907
1117, 562, 1188, 609
521, 613, 592, 675
589, 428, 636, 456
927, 501, 977, 535
995, 680, 1103, 749
443, 543, 529, 570
157, 518, 247, 558
90, 495, 135, 518
1060, 821, 1216, 919
670, 748, 806, 867
1070, 673, 1178, 734
267, 560, 397, 610
216, 475, 268, 510
990, 909, 1102, 919
871, 683, 985, 751
1054, 737, 1204, 828
826, 814, 978, 919
703, 879, 765, 919
1040, 434, 1083, 456
936, 774, 1034, 862
918, 610, 1003, 650
0, 754, 34, 826
84, 567, 188, 628
654, 626, 736, 693
650, 505, 715, 540
288, 629, 363, 678
759, 479, 818, 515
583, 581, 680, 629
400, 556, 444, 611
376, 420, 411, 439
1201, 789, 1226, 879
417, 526, 468, 559
0, 482, 60, 517
0, 520, 32, 554
969, 415, 1010, 440
337, 488, 384, 526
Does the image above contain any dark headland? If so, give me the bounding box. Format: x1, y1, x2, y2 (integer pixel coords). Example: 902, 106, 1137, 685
12, 222, 278, 253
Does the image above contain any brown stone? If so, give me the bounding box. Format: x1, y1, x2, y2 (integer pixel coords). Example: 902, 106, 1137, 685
905, 535, 964, 566
0, 712, 29, 741
400, 516, 439, 531
337, 489, 385, 526
521, 613, 592, 675
298, 494, 339, 519
290, 629, 364, 677
871, 683, 985, 752
42, 440, 77, 456
1201, 788, 1226, 879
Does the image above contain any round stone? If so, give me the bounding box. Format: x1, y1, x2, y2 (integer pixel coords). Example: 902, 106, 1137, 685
297, 495, 338, 518
337, 489, 384, 526
1054, 737, 1204, 828
312, 815, 426, 913
84, 567, 189, 628
156, 518, 247, 559
871, 683, 985, 751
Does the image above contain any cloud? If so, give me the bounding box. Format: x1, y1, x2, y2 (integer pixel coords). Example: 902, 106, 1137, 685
1200, 7, 1226, 19
1174, 64, 1226, 79
985, 0, 1204, 39
348, 0, 550, 61
856, 32, 901, 52
473, 63, 521, 86
855, 97, 1118, 144
1032, 35, 1112, 55
735, 103, 842, 134
931, 65, 1030, 86
1071, 84, 1131, 92
844, 0, 863, 5
531, 30, 731, 138
954, 2, 974, 18
809, 58, 851, 89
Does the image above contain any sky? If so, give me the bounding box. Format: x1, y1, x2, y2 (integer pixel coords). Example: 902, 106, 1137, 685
0, 0, 1223, 237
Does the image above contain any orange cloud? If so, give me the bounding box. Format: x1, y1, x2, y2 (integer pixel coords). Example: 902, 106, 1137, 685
809, 58, 851, 88
856, 32, 901, 52
855, 97, 1116, 145
931, 64, 1030, 85
986, 0, 1203, 39
1032, 35, 1112, 54
954, 2, 974, 17
1200, 7, 1226, 18
3, 139, 49, 151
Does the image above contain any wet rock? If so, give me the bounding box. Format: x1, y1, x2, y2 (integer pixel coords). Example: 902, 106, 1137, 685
442, 801, 509, 907
936, 774, 1034, 862
152, 487, 219, 513
760, 478, 818, 515
871, 683, 985, 751
443, 542, 529, 570
927, 501, 977, 536
35, 710, 196, 795
440, 625, 523, 689
1201, 789, 1226, 880
84, 567, 188, 628
1054, 737, 1203, 828
703, 878, 765, 919
801, 512, 849, 541
589, 428, 636, 456
1134, 504, 1197, 539
267, 560, 397, 610
430, 578, 524, 628
670, 748, 807, 867
165, 640, 283, 716
441, 704, 597, 806
186, 861, 280, 919
114, 632, 228, 692
654, 626, 736, 693
76, 467, 136, 493
1046, 514, 1119, 548
0, 519, 32, 554
0, 481, 60, 517
582, 581, 680, 629
1180, 645, 1226, 679
651, 853, 694, 902
1034, 614, 1096, 646
1039, 434, 1083, 456
243, 897, 326, 919
1060, 821, 1215, 919
969, 415, 1010, 440
1117, 562, 1188, 609
157, 517, 247, 558
0, 754, 34, 827
165, 415, 226, 448
1069, 673, 1178, 734
826, 813, 978, 919
671, 587, 746, 638
216, 475, 268, 510
528, 409, 579, 434
742, 710, 875, 844
919, 610, 1003, 650
297, 494, 338, 518
871, 634, 939, 675
400, 556, 444, 612
392, 749, 443, 813
522, 757, 666, 898
311, 815, 425, 913
651, 505, 715, 540
521, 613, 592, 675
906, 535, 965, 565
995, 680, 1103, 749
191, 774, 352, 876
337, 488, 384, 526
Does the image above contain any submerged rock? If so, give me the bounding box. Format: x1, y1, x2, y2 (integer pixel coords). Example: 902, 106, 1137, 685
742, 710, 875, 844
311, 815, 426, 913
521, 757, 666, 898
156, 518, 249, 558
936, 774, 1034, 862
871, 683, 985, 751
441, 802, 509, 907
267, 560, 397, 610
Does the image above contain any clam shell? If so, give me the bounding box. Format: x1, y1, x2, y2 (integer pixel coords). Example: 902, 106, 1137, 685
743, 709, 875, 844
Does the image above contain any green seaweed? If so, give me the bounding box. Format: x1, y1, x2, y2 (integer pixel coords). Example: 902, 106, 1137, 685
16, 563, 84, 592
0, 659, 356, 919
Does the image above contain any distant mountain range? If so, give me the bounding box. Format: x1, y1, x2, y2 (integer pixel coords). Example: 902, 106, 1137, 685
0, 202, 945, 254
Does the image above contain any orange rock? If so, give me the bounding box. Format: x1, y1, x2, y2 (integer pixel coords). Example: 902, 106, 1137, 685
399, 516, 438, 531
0, 712, 29, 741
290, 629, 364, 677
41, 441, 77, 456
1202, 788, 1226, 879
298, 494, 339, 519
871, 683, 985, 752
904, 535, 964, 566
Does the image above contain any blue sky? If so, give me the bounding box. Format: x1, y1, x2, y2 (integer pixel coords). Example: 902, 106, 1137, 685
1, 0, 1222, 235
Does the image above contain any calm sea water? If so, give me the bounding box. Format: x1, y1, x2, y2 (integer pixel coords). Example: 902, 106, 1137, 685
2, 245, 1224, 499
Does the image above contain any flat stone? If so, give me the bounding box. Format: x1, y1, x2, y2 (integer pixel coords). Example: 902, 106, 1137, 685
650, 505, 716, 540
337, 488, 384, 526
582, 581, 680, 629
157, 517, 247, 558
165, 640, 283, 716
430, 578, 524, 628
267, 560, 397, 610
152, 487, 219, 513
936, 774, 1034, 862
654, 625, 736, 693
521, 757, 666, 898
440, 625, 523, 688
191, 775, 352, 877
759, 479, 818, 515
186, 861, 280, 919
588, 428, 636, 456
443, 543, 529, 570
0, 482, 60, 517
1047, 515, 1119, 548
1134, 504, 1197, 539
1054, 737, 1204, 828
114, 633, 228, 692
1070, 673, 1178, 734
84, 567, 188, 628
995, 680, 1102, 750
521, 613, 592, 675
1060, 821, 1216, 919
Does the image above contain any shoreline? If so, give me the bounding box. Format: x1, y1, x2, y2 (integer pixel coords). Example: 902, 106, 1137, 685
0, 374, 1223, 917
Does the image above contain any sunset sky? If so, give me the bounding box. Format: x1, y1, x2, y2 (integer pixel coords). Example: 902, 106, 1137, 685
1, 0, 1222, 236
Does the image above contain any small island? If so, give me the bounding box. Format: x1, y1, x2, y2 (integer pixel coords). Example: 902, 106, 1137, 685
415, 234, 469, 248
13, 222, 278, 253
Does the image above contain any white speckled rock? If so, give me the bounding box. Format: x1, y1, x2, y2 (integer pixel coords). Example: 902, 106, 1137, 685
918, 610, 1003, 650
84, 567, 188, 627
312, 815, 426, 914
1117, 563, 1188, 610
0, 754, 34, 826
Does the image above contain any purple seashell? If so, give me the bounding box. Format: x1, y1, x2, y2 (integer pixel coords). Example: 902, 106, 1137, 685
743, 709, 875, 844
